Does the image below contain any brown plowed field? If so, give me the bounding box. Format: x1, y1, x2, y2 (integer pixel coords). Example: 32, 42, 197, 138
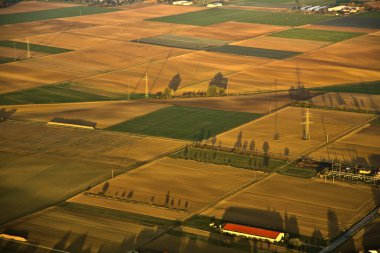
0, 1, 79, 14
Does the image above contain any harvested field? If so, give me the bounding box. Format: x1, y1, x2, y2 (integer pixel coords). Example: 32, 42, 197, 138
309, 92, 380, 112
0, 19, 96, 40
76, 51, 272, 95
234, 36, 330, 52
0, 1, 79, 15
216, 107, 374, 157
107, 106, 260, 141
13, 32, 113, 50
0, 120, 185, 167
70, 157, 260, 220
207, 45, 300, 59
0, 46, 49, 60
269, 28, 364, 42
309, 124, 380, 167
151, 91, 291, 113
0, 151, 114, 225
1, 203, 165, 253
136, 34, 229, 50
6, 100, 171, 128
0, 6, 119, 25
174, 21, 287, 41
202, 173, 380, 240
70, 21, 197, 42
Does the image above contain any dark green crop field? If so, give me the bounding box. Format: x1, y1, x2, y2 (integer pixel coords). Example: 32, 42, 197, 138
269, 28, 364, 42
207, 45, 300, 59
311, 81, 380, 95
0, 83, 111, 105
0, 6, 119, 25
0, 56, 15, 64
107, 106, 261, 141
135, 34, 229, 50
148, 8, 335, 26
0, 40, 72, 54
277, 166, 317, 179
318, 15, 380, 29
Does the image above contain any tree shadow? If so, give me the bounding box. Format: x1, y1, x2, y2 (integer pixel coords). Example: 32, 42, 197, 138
168, 73, 182, 92
327, 209, 340, 241
0, 108, 17, 121
65, 233, 88, 253
52, 231, 71, 251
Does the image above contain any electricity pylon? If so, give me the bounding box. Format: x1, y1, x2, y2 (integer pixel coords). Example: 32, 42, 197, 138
302, 108, 312, 140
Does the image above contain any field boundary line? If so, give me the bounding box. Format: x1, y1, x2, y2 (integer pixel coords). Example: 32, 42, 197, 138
0, 237, 71, 253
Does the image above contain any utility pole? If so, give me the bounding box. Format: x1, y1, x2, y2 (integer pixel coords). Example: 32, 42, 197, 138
273, 80, 279, 140
144, 73, 149, 99
26, 37, 31, 59
112, 169, 114, 179
302, 108, 312, 140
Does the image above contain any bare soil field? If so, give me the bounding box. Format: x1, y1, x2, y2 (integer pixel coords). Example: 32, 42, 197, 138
233, 36, 331, 52
70, 21, 197, 42
0, 19, 96, 40
0, 1, 79, 15
151, 91, 291, 113
14, 32, 115, 50
70, 157, 262, 220
174, 21, 287, 41
76, 51, 272, 95
2, 205, 164, 253
216, 107, 374, 157
202, 173, 380, 240
309, 124, 380, 167
0, 46, 49, 59
6, 100, 170, 128
310, 92, 380, 112
0, 120, 185, 166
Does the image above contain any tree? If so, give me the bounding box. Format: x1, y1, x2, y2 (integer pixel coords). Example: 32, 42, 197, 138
209, 72, 228, 89
242, 140, 248, 155
234, 130, 243, 150
263, 141, 270, 154
249, 139, 255, 156
162, 87, 174, 99
168, 73, 181, 91
165, 191, 170, 207
211, 136, 217, 148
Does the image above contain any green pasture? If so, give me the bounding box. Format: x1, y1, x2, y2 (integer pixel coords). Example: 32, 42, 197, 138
269, 28, 364, 42
207, 45, 300, 59
311, 81, 380, 95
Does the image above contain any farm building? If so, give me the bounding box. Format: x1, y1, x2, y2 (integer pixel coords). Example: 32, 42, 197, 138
328, 5, 362, 13
172, 0, 193, 5
207, 2, 222, 7
221, 223, 285, 243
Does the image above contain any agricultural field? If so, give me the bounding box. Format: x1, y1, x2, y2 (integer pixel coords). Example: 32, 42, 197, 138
70, 157, 261, 220
216, 107, 374, 157
174, 21, 287, 41
5, 100, 171, 128
233, 36, 330, 52
309, 92, 380, 112
207, 45, 300, 59
269, 28, 364, 42
136, 34, 229, 50
0, 6, 119, 25
0, 46, 50, 61
0, 120, 184, 223
0, 1, 79, 15
151, 91, 292, 113
318, 15, 380, 29
1, 203, 168, 253
202, 173, 380, 240
75, 50, 272, 96
107, 106, 261, 140
309, 124, 380, 167
311, 81, 380, 95
0, 40, 72, 54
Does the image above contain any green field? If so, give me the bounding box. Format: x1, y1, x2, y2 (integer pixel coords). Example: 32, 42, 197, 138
0, 40, 72, 54
135, 34, 229, 50
172, 146, 285, 171
107, 106, 261, 141
318, 16, 380, 29
0, 6, 119, 25
277, 165, 317, 178
0, 151, 114, 225
148, 8, 335, 26
0, 56, 15, 64
269, 28, 364, 42
207, 45, 300, 59
0, 83, 112, 105
311, 81, 380, 94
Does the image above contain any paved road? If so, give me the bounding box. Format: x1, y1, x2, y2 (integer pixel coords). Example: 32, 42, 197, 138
319, 206, 379, 253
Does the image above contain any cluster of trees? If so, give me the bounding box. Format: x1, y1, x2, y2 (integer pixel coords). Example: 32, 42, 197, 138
207, 72, 227, 97
288, 85, 312, 102
156, 73, 182, 99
